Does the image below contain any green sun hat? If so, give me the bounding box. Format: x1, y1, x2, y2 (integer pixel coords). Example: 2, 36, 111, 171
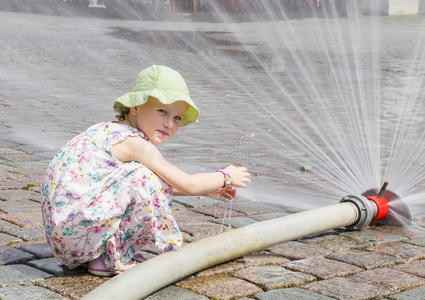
113, 65, 199, 127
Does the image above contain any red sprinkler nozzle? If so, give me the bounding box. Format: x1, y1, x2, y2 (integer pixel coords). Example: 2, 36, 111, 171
367, 194, 389, 222
367, 182, 389, 222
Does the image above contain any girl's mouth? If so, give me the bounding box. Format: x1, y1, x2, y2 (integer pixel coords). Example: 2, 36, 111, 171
158, 130, 169, 136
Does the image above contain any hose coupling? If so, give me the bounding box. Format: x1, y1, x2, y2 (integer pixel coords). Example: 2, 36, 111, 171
339, 194, 377, 230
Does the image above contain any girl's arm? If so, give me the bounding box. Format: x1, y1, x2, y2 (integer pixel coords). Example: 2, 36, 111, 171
112, 136, 250, 196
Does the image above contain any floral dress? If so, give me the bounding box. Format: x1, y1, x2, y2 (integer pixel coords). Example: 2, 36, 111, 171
41, 121, 183, 270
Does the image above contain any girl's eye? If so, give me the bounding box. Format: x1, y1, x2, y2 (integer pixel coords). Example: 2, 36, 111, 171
174, 116, 182, 121
158, 109, 167, 115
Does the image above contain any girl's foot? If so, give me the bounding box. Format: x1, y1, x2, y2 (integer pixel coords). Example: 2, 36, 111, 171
88, 256, 135, 277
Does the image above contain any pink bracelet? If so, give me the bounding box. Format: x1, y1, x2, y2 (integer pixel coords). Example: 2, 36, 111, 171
216, 169, 231, 188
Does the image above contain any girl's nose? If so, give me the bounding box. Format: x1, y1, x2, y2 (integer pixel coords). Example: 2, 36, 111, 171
164, 117, 174, 128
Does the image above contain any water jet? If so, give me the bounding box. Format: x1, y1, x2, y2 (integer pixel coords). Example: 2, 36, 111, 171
83, 188, 412, 300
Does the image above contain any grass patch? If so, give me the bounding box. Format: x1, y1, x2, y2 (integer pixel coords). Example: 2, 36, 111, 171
9, 170, 22, 175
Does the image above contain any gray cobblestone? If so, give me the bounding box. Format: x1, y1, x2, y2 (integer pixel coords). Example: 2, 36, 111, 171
305, 277, 390, 300
0, 199, 41, 213
2, 226, 45, 241
269, 241, 330, 260
303, 234, 371, 251
0, 285, 66, 300
389, 286, 425, 300
0, 233, 22, 246
234, 265, 316, 290
0, 148, 26, 155
0, 246, 34, 265
146, 285, 209, 300
254, 287, 334, 300
0, 220, 19, 231
212, 216, 257, 228
326, 250, 403, 270
404, 237, 425, 247
27, 257, 84, 276
0, 264, 52, 285
174, 196, 224, 208
18, 242, 56, 259
341, 229, 408, 246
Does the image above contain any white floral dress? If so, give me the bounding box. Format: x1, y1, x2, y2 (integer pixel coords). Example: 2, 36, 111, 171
41, 122, 183, 270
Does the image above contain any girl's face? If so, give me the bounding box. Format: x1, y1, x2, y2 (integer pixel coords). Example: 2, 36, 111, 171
130, 97, 188, 144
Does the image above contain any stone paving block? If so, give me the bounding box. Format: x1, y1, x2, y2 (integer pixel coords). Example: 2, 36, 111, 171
0, 285, 66, 300
0, 148, 27, 155
254, 287, 335, 300
284, 257, 363, 280
326, 250, 403, 269
350, 268, 425, 292
389, 286, 425, 300
367, 241, 425, 260
0, 246, 34, 265
0, 179, 25, 189
218, 201, 279, 216
249, 211, 289, 221
303, 234, 370, 251
8, 166, 48, 178
173, 210, 214, 224
0, 232, 22, 246
370, 225, 425, 239
8, 161, 48, 174
0, 219, 19, 230
269, 241, 330, 260
212, 216, 257, 228
0, 189, 41, 201
2, 226, 45, 241
1, 211, 43, 227
172, 201, 187, 211
190, 206, 245, 218
234, 265, 316, 290
28, 257, 86, 276
9, 175, 43, 188
196, 261, 246, 277
197, 254, 290, 277
2, 154, 38, 162
0, 164, 17, 173
179, 220, 231, 240
304, 277, 390, 300
36, 275, 109, 299
174, 196, 224, 208
18, 242, 54, 258
0, 199, 41, 213
404, 237, 425, 247
237, 253, 290, 267
341, 229, 407, 246
145, 285, 208, 300
176, 275, 263, 300
393, 259, 425, 278
0, 264, 52, 285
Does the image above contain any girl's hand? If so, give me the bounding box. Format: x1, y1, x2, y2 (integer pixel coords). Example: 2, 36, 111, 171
206, 185, 237, 201
224, 165, 251, 188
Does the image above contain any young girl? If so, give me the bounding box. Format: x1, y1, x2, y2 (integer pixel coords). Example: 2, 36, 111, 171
41, 65, 251, 276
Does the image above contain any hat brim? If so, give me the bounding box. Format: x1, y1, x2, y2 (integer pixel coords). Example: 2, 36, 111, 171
114, 88, 199, 127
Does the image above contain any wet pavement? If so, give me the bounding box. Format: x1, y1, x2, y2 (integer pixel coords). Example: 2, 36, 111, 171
1, 7, 425, 300
0, 144, 425, 299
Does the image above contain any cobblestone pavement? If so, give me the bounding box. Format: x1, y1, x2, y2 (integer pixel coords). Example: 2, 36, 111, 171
0, 145, 425, 300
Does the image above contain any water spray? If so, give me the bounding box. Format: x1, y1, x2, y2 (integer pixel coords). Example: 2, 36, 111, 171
83, 187, 412, 300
